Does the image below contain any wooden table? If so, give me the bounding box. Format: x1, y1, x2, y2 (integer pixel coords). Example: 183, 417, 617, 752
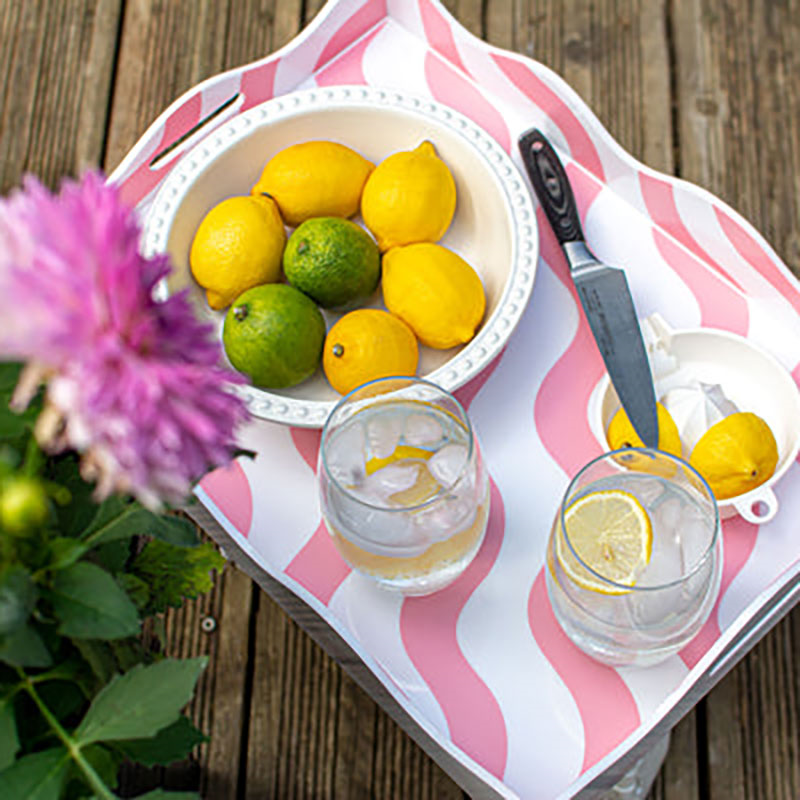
2, 1, 799, 797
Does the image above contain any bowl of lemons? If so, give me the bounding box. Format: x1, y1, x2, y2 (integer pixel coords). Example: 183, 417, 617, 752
141, 86, 538, 427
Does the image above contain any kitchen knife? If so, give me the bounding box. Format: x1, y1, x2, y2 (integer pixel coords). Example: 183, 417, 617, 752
518, 128, 659, 448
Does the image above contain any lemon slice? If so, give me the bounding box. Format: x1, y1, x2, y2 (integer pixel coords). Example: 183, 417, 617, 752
556, 489, 652, 594
365, 445, 432, 475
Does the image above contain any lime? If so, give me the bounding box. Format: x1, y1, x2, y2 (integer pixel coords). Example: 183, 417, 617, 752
283, 217, 380, 309
222, 284, 325, 388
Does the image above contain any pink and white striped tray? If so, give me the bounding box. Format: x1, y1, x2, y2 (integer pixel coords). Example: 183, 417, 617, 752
113, 2, 800, 797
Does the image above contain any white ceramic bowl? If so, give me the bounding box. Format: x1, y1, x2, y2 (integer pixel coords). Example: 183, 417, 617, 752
141, 86, 538, 427
589, 315, 800, 523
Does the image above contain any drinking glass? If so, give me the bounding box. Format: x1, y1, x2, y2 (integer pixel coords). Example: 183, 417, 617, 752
318, 377, 489, 595
546, 448, 722, 667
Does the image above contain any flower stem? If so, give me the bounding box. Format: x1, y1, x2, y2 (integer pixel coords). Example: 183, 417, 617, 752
16, 668, 116, 800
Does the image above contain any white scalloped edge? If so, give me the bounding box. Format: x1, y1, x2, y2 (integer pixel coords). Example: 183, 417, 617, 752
142, 86, 538, 427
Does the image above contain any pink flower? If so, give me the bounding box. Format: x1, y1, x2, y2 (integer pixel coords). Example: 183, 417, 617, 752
0, 172, 249, 508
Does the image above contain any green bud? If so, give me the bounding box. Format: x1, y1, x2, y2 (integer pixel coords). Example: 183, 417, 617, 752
0, 477, 50, 535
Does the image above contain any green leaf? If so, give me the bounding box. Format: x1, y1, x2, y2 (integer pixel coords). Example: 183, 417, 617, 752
0, 567, 37, 636
47, 455, 95, 538
115, 574, 150, 610
46, 538, 88, 572
0, 746, 69, 800
131, 792, 201, 800
74, 657, 207, 745
84, 504, 199, 549
79, 744, 121, 791
51, 563, 140, 640
115, 715, 207, 766
0, 694, 20, 770
71, 640, 118, 686
0, 363, 23, 393
78, 496, 136, 546
0, 403, 36, 439
0, 625, 52, 668
131, 540, 224, 613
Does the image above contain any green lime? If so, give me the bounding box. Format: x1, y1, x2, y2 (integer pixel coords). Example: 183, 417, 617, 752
283, 217, 380, 309
222, 284, 326, 388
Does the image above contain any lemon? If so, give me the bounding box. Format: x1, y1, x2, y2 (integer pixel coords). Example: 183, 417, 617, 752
555, 490, 652, 594
382, 243, 485, 349
689, 412, 778, 499
361, 140, 456, 252
607, 402, 682, 457
323, 309, 419, 396
190, 194, 286, 310
252, 141, 374, 227
365, 445, 432, 475
283, 217, 380, 309
222, 284, 325, 388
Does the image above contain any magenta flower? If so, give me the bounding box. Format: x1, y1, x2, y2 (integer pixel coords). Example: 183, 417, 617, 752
0, 172, 249, 508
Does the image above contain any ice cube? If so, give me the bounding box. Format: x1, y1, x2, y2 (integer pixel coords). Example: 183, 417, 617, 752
403, 412, 445, 447
366, 413, 404, 459
650, 496, 682, 537
630, 477, 669, 508
361, 463, 420, 502
329, 492, 418, 550
414, 493, 476, 543
325, 422, 366, 486
427, 444, 469, 488
638, 527, 684, 587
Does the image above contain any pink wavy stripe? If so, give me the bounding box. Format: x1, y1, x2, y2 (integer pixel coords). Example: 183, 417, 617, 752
652, 229, 749, 334
679, 516, 759, 669
565, 162, 603, 221
533, 207, 605, 477
239, 59, 279, 112
424, 52, 511, 154
284, 520, 352, 605
315, 22, 384, 86
290, 427, 322, 473
313, 0, 387, 72
199, 460, 253, 538
418, 0, 468, 74
491, 53, 606, 181
400, 479, 508, 778
453, 348, 505, 411
528, 571, 640, 773
118, 93, 203, 208
715, 207, 800, 317
639, 174, 746, 293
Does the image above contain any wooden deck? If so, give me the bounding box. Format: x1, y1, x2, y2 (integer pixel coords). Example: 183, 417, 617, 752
2, 1, 799, 797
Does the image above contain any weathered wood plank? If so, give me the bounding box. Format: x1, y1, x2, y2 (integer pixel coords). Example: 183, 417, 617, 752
672, 1, 800, 798
0, 0, 121, 190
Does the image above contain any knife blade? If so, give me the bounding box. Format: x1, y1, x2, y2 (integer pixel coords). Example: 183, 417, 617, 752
518, 128, 659, 448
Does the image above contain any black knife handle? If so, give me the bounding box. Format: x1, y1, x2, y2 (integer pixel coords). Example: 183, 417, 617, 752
519, 128, 585, 245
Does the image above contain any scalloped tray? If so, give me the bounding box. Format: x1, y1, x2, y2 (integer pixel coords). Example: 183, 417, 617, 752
116, 2, 800, 798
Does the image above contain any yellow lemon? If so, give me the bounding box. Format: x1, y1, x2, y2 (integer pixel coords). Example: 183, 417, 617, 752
365, 445, 432, 476
607, 403, 682, 455
555, 490, 652, 594
689, 412, 778, 499
361, 140, 456, 251
252, 141, 374, 227
382, 243, 485, 349
190, 194, 286, 310
323, 309, 419, 396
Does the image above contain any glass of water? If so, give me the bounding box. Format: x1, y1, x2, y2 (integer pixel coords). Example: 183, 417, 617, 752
546, 448, 722, 667
318, 377, 490, 595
